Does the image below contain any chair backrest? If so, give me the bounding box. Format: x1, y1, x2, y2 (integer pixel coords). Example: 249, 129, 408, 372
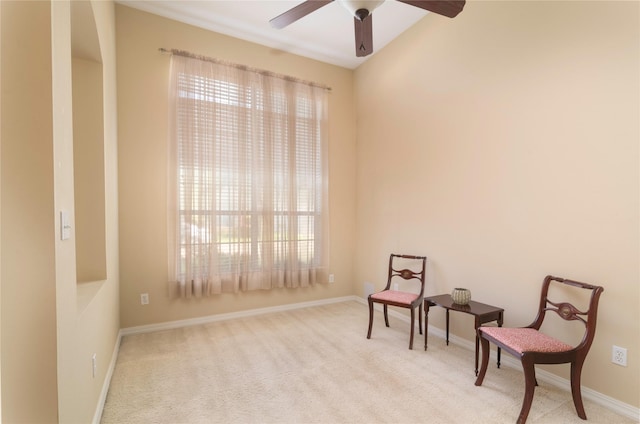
528, 275, 604, 353
385, 254, 427, 297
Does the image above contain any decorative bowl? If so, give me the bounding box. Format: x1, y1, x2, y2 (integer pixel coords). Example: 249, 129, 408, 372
451, 288, 471, 305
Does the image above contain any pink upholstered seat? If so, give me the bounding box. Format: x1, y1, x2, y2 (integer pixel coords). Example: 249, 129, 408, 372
480, 327, 573, 354
367, 254, 427, 350
370, 290, 419, 305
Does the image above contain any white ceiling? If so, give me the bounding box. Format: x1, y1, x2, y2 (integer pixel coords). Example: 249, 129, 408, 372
117, 0, 432, 69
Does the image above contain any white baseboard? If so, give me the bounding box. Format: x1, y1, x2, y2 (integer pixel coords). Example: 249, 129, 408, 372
103, 296, 639, 423
93, 330, 122, 424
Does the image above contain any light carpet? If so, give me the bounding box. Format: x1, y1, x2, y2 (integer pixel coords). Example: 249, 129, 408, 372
101, 301, 635, 424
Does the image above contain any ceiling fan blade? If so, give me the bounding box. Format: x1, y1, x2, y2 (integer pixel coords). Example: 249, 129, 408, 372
270, 0, 334, 29
396, 0, 466, 18
354, 13, 373, 57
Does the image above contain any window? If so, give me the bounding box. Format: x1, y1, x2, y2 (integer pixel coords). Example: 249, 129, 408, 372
168, 54, 329, 297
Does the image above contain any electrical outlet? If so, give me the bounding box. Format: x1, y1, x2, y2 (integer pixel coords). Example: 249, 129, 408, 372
328, 274, 335, 283
393, 283, 399, 291
612, 345, 627, 367
140, 293, 149, 305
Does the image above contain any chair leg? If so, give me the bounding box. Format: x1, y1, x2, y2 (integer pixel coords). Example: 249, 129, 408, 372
418, 305, 423, 335
474, 336, 490, 386
383, 304, 390, 327
367, 298, 374, 340
408, 307, 415, 349
570, 359, 587, 419
517, 357, 537, 424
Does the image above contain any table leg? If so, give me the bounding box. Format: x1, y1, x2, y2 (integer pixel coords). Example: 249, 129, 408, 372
445, 309, 450, 346
497, 311, 504, 369
474, 317, 480, 376
424, 302, 430, 351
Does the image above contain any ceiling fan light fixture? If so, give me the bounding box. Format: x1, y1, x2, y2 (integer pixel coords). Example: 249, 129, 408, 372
338, 0, 385, 18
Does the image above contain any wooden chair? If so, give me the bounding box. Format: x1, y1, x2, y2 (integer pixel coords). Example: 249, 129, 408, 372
474, 275, 604, 424
367, 254, 427, 349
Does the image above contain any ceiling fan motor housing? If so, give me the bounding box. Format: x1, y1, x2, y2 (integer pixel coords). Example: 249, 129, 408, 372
338, 0, 385, 18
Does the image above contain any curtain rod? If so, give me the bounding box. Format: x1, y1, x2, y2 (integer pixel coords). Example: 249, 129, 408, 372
159, 48, 331, 92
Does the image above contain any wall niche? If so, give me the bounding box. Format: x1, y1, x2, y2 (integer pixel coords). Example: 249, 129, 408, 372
71, 1, 106, 284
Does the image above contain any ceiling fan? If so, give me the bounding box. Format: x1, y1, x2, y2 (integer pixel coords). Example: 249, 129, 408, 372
270, 0, 466, 57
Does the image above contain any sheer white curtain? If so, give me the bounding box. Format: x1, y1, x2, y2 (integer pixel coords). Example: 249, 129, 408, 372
168, 53, 329, 297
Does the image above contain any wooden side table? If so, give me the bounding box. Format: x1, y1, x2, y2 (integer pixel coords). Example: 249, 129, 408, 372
424, 294, 504, 375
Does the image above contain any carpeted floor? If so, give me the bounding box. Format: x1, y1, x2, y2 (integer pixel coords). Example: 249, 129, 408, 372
101, 301, 636, 423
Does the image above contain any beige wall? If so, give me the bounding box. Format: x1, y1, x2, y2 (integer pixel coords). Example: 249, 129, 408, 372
1, 1, 59, 422
116, 5, 357, 328
0, 0, 120, 422
355, 0, 639, 408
